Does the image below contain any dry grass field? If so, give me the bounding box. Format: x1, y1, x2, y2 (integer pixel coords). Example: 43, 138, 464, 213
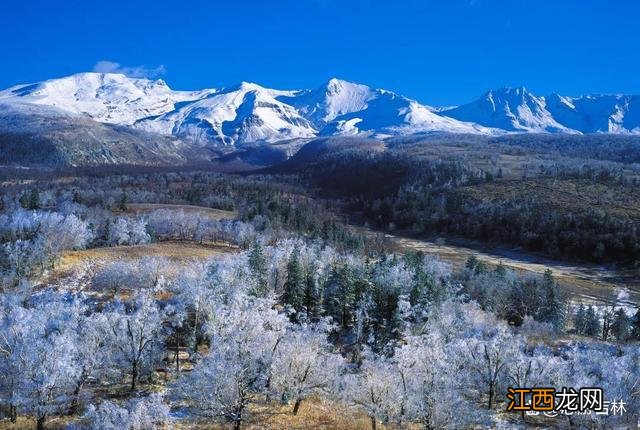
125, 203, 236, 220
38, 241, 238, 290
0, 397, 395, 430
175, 398, 384, 430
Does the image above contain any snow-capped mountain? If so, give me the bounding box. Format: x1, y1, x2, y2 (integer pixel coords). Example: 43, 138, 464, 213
441, 87, 572, 133
441, 87, 640, 134
0, 72, 213, 125
2, 73, 640, 148
283, 78, 491, 136
135, 82, 316, 145
545, 93, 640, 134
0, 73, 495, 145
281, 78, 377, 126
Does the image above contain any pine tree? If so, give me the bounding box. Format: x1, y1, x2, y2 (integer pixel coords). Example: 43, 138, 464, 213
303, 271, 322, 322
248, 242, 268, 295
465, 255, 478, 271
19, 188, 40, 210
324, 265, 357, 329
631, 309, 640, 340
584, 305, 601, 337
282, 247, 305, 318
539, 270, 566, 330
611, 308, 630, 342
574, 304, 587, 334
117, 193, 128, 212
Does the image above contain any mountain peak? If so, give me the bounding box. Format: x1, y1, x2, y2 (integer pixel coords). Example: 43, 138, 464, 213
323, 78, 370, 96
486, 86, 530, 98
444, 86, 570, 132
226, 81, 265, 92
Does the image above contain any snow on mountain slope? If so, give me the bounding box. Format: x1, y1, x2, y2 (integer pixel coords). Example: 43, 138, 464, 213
135, 82, 317, 145
284, 79, 493, 136
546, 94, 640, 133
441, 87, 572, 133
0, 72, 212, 125
280, 78, 377, 126
3, 73, 640, 148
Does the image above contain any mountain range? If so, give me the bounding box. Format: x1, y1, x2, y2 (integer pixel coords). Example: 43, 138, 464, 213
1, 72, 640, 166
3, 73, 640, 142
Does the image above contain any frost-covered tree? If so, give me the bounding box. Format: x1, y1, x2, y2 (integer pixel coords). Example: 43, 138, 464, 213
82, 394, 172, 430
172, 295, 288, 429
270, 323, 344, 415
395, 334, 467, 429
104, 290, 166, 391
0, 291, 84, 430
68, 312, 112, 414
107, 217, 150, 246
343, 354, 402, 430
0, 291, 33, 422
463, 325, 521, 410
171, 260, 223, 353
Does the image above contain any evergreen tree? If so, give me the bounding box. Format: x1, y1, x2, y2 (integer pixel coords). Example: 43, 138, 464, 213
282, 247, 305, 318
303, 270, 322, 322
474, 260, 488, 275
539, 270, 566, 330
584, 305, 601, 337
494, 262, 507, 278
611, 308, 631, 342
631, 309, 640, 340
248, 242, 268, 295
19, 188, 40, 210
465, 255, 487, 275
574, 304, 587, 334
324, 265, 357, 329
465, 255, 478, 271
117, 193, 128, 212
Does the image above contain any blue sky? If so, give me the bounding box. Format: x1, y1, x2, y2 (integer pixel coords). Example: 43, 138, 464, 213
1, 0, 639, 105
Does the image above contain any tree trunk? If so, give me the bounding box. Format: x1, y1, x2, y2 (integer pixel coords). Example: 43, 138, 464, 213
488, 384, 494, 409
69, 380, 84, 415
175, 342, 180, 373
69, 367, 88, 415
36, 415, 46, 430
232, 399, 245, 430
293, 398, 302, 415
265, 376, 272, 402
370, 416, 377, 430
192, 310, 200, 353
9, 404, 17, 423
131, 361, 138, 391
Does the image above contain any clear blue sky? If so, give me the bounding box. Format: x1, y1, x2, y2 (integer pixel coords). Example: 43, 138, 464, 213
1, 0, 639, 105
